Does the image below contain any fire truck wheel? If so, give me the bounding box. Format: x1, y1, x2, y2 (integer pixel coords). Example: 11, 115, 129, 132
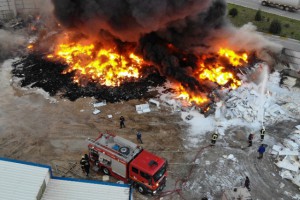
137, 185, 146, 194
102, 167, 110, 175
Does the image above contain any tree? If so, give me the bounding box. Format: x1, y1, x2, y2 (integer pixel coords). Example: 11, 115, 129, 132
254, 10, 262, 21
228, 8, 238, 17
269, 19, 282, 34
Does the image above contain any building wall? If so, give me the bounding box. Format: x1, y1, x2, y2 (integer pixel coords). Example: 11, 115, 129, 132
0, 0, 38, 20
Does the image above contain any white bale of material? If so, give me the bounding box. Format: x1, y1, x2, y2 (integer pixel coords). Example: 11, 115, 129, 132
149, 99, 160, 108
292, 174, 300, 188
102, 175, 110, 181
283, 139, 299, 150
279, 170, 294, 180
93, 100, 107, 107
136, 104, 151, 114
93, 109, 101, 115
276, 157, 299, 172
278, 149, 299, 156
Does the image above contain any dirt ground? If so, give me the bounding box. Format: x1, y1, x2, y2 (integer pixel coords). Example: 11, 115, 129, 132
1, 59, 300, 200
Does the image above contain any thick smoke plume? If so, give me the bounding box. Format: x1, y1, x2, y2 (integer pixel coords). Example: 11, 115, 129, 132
50, 0, 282, 95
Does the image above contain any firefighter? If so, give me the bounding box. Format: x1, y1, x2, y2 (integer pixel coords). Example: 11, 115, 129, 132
80, 156, 86, 173
260, 127, 265, 141
84, 153, 89, 161
80, 155, 90, 176
84, 159, 90, 176
120, 116, 125, 128
136, 131, 143, 144
244, 176, 250, 191
211, 132, 218, 145
248, 133, 254, 147
257, 144, 266, 159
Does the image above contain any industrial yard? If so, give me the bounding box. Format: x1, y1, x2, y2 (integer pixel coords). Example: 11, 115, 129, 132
1, 0, 300, 200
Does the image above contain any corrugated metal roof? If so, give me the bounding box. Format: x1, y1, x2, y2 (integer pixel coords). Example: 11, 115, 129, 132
0, 157, 131, 200
0, 158, 50, 200
42, 178, 130, 200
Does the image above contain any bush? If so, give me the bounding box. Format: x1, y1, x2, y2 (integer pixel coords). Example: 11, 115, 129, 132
269, 19, 282, 34
229, 8, 238, 17
284, 23, 290, 28
255, 10, 262, 21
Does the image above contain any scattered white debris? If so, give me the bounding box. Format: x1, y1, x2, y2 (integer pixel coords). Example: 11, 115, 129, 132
107, 115, 113, 119
149, 99, 160, 108
185, 114, 194, 120
280, 170, 294, 180
276, 158, 298, 172
102, 175, 109, 181
227, 154, 237, 162
272, 127, 300, 190
135, 103, 151, 114
80, 109, 84, 112
93, 109, 101, 115
93, 100, 107, 107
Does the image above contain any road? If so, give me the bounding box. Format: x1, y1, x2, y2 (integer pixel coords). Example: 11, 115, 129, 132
227, 0, 300, 21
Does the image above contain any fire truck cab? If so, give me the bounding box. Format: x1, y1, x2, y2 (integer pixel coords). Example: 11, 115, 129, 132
87, 132, 167, 195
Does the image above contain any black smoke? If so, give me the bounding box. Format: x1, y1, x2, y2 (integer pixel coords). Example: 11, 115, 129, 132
51, 0, 229, 94
50, 0, 282, 98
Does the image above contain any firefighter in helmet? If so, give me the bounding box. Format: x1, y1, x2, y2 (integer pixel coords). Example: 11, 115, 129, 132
80, 156, 86, 173
260, 126, 265, 141
211, 132, 219, 145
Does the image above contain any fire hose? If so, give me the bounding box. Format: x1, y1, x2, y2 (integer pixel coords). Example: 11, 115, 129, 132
156, 144, 212, 200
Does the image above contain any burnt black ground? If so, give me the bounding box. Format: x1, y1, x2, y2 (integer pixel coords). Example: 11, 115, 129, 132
12, 54, 166, 102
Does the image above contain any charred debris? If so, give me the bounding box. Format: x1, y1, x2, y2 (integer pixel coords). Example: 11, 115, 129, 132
11, 53, 166, 102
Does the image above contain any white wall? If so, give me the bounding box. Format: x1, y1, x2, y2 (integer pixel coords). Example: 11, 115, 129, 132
0, 0, 38, 20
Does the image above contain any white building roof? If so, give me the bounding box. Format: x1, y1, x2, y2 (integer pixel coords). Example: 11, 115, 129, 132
0, 157, 131, 200
42, 178, 130, 200
0, 158, 51, 200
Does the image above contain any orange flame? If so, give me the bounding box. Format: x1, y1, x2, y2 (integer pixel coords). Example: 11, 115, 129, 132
176, 85, 209, 105
219, 48, 248, 66
48, 42, 146, 86
175, 47, 248, 105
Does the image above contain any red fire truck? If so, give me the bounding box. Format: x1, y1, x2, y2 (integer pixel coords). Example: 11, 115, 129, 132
87, 132, 168, 195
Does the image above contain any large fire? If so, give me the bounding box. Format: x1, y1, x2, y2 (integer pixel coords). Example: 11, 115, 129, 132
174, 48, 248, 105
47, 41, 146, 86
31, 35, 248, 106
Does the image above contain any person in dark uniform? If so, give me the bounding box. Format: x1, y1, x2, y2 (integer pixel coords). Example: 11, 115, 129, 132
244, 176, 250, 191
248, 133, 254, 147
80, 156, 86, 173
260, 127, 265, 141
84, 159, 90, 176
211, 132, 219, 145
120, 116, 125, 128
136, 131, 143, 144
80, 155, 90, 176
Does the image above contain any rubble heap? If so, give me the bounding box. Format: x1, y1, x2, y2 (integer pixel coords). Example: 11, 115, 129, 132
270, 126, 300, 190
221, 83, 286, 123
11, 54, 165, 102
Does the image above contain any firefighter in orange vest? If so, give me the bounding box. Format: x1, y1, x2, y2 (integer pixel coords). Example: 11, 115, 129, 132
211, 132, 219, 145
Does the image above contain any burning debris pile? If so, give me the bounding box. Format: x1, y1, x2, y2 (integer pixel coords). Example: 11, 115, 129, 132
10, 0, 283, 107
12, 54, 165, 102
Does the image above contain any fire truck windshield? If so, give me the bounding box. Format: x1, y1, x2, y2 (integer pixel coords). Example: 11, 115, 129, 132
153, 162, 167, 182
